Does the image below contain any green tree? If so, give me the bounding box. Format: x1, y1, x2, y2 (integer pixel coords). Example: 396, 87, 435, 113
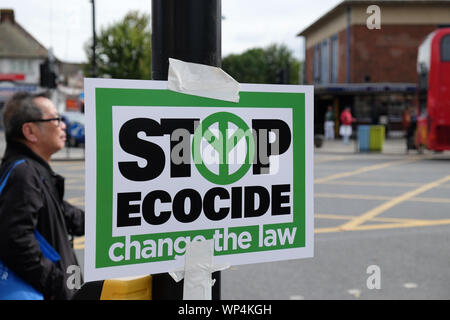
222, 44, 300, 84
84, 11, 151, 79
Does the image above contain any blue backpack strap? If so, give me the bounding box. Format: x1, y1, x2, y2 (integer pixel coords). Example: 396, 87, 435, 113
0, 159, 26, 194
0, 159, 60, 263
0, 159, 44, 300
34, 230, 60, 263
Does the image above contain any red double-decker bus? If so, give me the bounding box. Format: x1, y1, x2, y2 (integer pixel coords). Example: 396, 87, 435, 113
415, 27, 450, 152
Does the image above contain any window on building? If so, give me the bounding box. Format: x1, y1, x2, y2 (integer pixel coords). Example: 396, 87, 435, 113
320, 39, 330, 84
27, 60, 33, 74
10, 59, 26, 73
331, 35, 339, 83
313, 44, 320, 83
10, 60, 17, 73
441, 35, 450, 62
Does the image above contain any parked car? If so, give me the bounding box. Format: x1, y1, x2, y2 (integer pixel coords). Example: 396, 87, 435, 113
61, 112, 85, 147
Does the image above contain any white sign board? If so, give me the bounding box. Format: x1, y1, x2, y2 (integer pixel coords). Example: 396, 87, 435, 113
84, 79, 313, 281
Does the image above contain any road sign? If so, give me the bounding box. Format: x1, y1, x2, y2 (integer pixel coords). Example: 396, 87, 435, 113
68, 123, 84, 141
84, 79, 314, 281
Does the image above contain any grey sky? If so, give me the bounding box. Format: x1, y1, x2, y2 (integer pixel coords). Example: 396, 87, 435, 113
1, 0, 342, 63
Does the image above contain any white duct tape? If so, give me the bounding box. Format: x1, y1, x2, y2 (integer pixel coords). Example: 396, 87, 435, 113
168, 239, 229, 300
183, 239, 214, 300
167, 58, 240, 103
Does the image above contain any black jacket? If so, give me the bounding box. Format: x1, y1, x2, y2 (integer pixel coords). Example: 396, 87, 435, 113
0, 141, 84, 300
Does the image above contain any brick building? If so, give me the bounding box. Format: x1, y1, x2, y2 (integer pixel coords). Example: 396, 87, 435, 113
297, 0, 450, 136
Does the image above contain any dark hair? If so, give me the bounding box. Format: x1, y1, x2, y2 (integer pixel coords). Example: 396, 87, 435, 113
2, 91, 49, 142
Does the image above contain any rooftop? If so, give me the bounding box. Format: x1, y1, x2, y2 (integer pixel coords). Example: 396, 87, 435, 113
0, 9, 48, 59
297, 0, 450, 36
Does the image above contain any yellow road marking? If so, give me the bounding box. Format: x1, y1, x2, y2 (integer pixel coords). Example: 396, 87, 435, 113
314, 218, 450, 234
314, 213, 450, 234
317, 180, 423, 188
74, 236, 85, 250
315, 193, 450, 204
316, 213, 367, 220
315, 227, 342, 234
315, 156, 347, 163
315, 213, 427, 224
66, 196, 84, 206
340, 175, 450, 230
412, 197, 450, 204
315, 193, 391, 201
346, 219, 450, 232
65, 185, 85, 191
314, 158, 419, 184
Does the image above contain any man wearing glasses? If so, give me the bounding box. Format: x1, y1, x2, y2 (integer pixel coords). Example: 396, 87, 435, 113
0, 92, 84, 300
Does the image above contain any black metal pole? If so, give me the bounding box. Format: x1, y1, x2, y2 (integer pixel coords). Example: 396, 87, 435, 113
91, 0, 97, 77
151, 0, 222, 300
152, 0, 221, 80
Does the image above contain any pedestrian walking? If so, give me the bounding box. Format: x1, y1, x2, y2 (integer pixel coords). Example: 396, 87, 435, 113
339, 107, 355, 144
324, 105, 335, 140
0, 92, 85, 300
406, 113, 417, 153
402, 107, 411, 136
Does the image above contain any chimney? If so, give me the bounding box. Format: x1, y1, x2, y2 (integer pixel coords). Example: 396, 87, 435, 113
0, 9, 15, 24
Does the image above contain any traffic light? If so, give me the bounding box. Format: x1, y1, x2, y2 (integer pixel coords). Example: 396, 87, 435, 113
39, 59, 57, 88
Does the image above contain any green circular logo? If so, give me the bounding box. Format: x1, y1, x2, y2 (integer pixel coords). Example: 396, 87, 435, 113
192, 112, 255, 185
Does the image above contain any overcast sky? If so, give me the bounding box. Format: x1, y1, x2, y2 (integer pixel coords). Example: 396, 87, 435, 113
1, 0, 342, 63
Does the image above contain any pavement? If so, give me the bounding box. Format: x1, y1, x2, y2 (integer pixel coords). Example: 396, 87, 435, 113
316, 136, 414, 155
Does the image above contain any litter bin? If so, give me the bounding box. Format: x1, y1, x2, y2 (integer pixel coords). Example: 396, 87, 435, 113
357, 125, 370, 152
369, 125, 385, 151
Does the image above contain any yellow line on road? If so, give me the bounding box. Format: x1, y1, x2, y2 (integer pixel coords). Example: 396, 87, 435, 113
67, 196, 84, 206
314, 218, 450, 234
315, 227, 342, 234
315, 213, 429, 224
74, 236, 85, 250
347, 219, 450, 232
315, 213, 365, 220
65, 185, 85, 191
315, 193, 450, 204
315, 193, 392, 201
412, 197, 450, 204
318, 180, 422, 188
314, 158, 419, 184
340, 175, 450, 230
315, 156, 347, 163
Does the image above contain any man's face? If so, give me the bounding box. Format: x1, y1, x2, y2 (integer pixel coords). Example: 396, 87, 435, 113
33, 97, 66, 155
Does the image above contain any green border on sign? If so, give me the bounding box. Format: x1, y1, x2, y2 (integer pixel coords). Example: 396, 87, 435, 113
95, 88, 306, 268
